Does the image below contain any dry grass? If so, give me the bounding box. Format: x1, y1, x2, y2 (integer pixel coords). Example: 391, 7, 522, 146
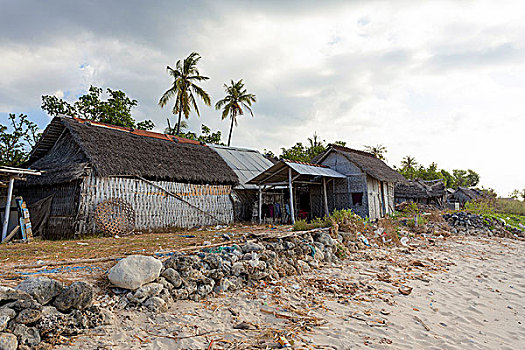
0, 223, 274, 287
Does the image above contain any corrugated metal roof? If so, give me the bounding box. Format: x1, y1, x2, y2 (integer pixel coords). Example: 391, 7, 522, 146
285, 161, 346, 178
247, 160, 346, 185
208, 144, 273, 189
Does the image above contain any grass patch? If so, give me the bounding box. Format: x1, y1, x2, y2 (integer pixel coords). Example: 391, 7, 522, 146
464, 199, 525, 230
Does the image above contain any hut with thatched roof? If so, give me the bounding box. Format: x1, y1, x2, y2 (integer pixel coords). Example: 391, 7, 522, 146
394, 179, 447, 208
17, 116, 238, 239
312, 144, 406, 220
448, 187, 484, 208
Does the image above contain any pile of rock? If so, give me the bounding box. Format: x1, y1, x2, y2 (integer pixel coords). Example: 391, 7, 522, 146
107, 229, 359, 312
443, 212, 524, 238
0, 277, 110, 349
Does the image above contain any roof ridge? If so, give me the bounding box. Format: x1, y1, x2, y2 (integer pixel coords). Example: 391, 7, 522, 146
69, 116, 202, 145
328, 143, 376, 158
283, 159, 329, 168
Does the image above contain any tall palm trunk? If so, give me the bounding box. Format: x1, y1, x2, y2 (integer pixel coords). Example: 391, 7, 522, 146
176, 97, 183, 135
227, 115, 235, 146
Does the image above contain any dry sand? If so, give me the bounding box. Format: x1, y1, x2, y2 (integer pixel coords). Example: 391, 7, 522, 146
58, 236, 524, 349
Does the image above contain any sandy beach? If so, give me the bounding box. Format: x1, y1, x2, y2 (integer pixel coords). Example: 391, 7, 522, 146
57, 235, 524, 349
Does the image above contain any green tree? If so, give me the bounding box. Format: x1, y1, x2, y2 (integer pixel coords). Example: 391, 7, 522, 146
510, 189, 525, 201
215, 79, 256, 147
364, 144, 387, 161
451, 169, 479, 188
179, 124, 223, 145
159, 52, 211, 136
280, 133, 328, 162
41, 86, 154, 130
0, 114, 41, 166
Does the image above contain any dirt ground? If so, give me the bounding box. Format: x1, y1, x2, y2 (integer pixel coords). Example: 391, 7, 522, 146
0, 223, 274, 288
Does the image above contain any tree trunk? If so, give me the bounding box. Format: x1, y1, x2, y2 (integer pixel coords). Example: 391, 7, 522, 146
176, 106, 182, 136
227, 116, 235, 147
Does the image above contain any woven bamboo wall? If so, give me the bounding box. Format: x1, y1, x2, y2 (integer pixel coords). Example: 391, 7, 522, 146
77, 175, 234, 235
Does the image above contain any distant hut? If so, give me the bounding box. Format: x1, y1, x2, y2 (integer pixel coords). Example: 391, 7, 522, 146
208, 144, 273, 221
17, 116, 238, 239
312, 144, 406, 220
395, 179, 446, 208
448, 187, 484, 208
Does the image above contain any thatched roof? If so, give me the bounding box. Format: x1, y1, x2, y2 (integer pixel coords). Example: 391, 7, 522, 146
314, 144, 406, 183
451, 187, 483, 201
25, 117, 239, 186
395, 179, 446, 199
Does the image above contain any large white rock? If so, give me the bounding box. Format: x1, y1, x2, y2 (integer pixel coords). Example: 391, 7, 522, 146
108, 255, 163, 290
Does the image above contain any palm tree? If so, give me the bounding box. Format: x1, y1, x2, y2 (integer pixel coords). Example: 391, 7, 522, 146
364, 144, 387, 160
401, 155, 418, 169
307, 132, 324, 148
164, 118, 188, 135
159, 52, 211, 135
215, 79, 256, 147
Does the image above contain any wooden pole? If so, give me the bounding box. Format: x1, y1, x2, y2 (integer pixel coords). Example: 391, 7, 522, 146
258, 185, 262, 224
323, 177, 329, 217
288, 168, 295, 224
1, 177, 14, 242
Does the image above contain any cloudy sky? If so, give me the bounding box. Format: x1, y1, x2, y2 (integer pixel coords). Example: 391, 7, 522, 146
1, 0, 524, 195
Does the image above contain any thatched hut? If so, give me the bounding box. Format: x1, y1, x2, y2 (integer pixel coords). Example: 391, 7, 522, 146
395, 179, 447, 207
17, 116, 238, 239
312, 144, 406, 220
448, 187, 484, 208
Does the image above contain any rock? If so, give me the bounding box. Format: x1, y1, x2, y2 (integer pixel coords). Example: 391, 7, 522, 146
12, 324, 40, 347
0, 287, 32, 303
296, 260, 310, 273
0, 316, 9, 332
15, 308, 42, 324
9, 299, 41, 312
0, 333, 17, 350
143, 296, 168, 313
315, 232, 335, 246
53, 282, 94, 312
15, 277, 63, 305
213, 278, 233, 293
127, 283, 163, 304
231, 262, 245, 276
161, 268, 182, 288
108, 255, 163, 290
41, 306, 61, 317
0, 309, 15, 320
241, 242, 264, 253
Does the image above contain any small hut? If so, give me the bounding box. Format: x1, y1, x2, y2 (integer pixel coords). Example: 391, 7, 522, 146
448, 187, 484, 208
312, 144, 406, 220
17, 116, 238, 239
394, 179, 447, 207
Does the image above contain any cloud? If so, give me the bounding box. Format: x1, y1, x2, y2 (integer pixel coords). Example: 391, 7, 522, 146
0, 0, 524, 195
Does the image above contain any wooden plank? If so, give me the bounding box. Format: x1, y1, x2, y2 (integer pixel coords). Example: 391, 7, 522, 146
2, 225, 20, 243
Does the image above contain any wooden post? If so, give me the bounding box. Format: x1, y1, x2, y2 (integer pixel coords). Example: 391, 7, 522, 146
258, 185, 262, 224
1, 177, 14, 242
288, 168, 295, 224
323, 177, 329, 217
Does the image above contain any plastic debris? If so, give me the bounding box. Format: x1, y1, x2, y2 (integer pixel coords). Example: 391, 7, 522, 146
278, 336, 292, 348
